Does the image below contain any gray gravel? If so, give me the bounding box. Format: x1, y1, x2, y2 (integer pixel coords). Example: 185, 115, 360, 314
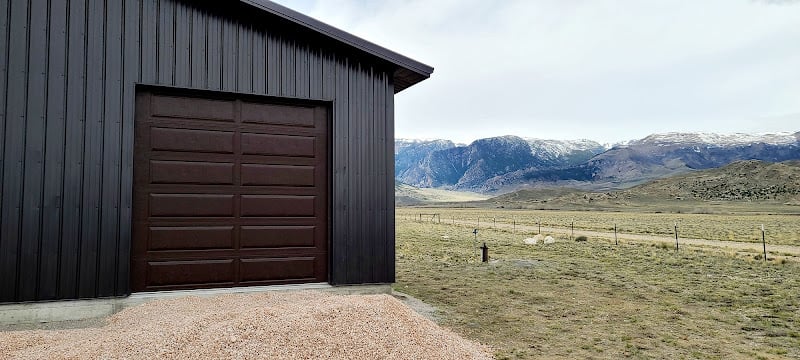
0, 291, 492, 359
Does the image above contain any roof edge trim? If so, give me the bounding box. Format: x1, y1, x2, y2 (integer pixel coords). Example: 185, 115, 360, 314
239, 0, 434, 79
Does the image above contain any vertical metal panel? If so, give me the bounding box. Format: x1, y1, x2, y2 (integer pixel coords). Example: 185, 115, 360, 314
157, 0, 174, 84
205, 8, 221, 90
332, 55, 349, 284
221, 16, 236, 91
237, 23, 252, 93
98, 0, 123, 297
0, 0, 8, 265
18, 0, 48, 301
78, 0, 105, 298
0, 0, 27, 302
384, 75, 395, 282
295, 43, 308, 98
251, 29, 265, 93
190, 6, 206, 88
266, 33, 280, 94
173, 1, 190, 87
39, 0, 69, 300
118, 0, 140, 296
139, 0, 157, 83
59, 0, 87, 300
281, 38, 295, 96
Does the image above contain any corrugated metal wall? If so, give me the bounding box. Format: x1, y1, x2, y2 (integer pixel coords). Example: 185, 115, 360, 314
0, 0, 396, 303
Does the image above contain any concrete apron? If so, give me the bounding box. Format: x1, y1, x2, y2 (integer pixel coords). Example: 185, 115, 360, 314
0, 283, 392, 326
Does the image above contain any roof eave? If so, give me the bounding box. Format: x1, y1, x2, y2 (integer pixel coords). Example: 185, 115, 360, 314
239, 0, 433, 93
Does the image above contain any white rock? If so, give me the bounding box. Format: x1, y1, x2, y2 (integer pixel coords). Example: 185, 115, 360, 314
523, 234, 544, 245
544, 236, 555, 244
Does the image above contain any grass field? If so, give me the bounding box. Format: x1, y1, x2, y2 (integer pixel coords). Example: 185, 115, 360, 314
394, 216, 800, 359
397, 208, 800, 246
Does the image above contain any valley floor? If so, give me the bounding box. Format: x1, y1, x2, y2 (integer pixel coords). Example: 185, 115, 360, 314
394, 214, 800, 359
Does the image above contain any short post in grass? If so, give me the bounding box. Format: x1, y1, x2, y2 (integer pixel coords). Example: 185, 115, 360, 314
674, 222, 679, 251
493, 217, 496, 228
513, 216, 516, 233
538, 218, 541, 235
571, 218, 574, 241
614, 223, 618, 245
762, 224, 767, 261
473, 228, 479, 262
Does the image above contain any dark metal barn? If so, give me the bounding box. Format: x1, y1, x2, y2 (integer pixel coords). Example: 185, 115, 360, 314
0, 0, 432, 302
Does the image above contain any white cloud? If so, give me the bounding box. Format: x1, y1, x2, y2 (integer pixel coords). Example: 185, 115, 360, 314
274, 0, 800, 143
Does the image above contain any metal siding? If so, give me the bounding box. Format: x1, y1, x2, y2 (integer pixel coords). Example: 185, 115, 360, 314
205, 8, 220, 90
139, 0, 156, 84
78, 0, 104, 298
0, 0, 8, 273
221, 16, 236, 91
18, 0, 47, 301
157, 0, 174, 85
266, 33, 280, 94
39, 0, 68, 300
59, 0, 87, 300
385, 75, 395, 282
0, 0, 28, 302
173, 1, 190, 87
119, 0, 139, 295
237, 22, 252, 92
98, 0, 123, 297
189, 6, 206, 89
1, 0, 400, 302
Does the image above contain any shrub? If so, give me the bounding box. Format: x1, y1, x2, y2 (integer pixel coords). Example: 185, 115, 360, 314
575, 236, 588, 242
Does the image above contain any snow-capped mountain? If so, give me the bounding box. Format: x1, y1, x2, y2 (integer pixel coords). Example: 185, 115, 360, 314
524, 138, 607, 164
629, 132, 798, 147
395, 131, 800, 193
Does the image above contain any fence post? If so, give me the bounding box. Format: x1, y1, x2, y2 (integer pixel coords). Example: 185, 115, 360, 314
614, 223, 618, 245
538, 218, 541, 235
675, 222, 679, 251
571, 218, 574, 241
762, 224, 767, 261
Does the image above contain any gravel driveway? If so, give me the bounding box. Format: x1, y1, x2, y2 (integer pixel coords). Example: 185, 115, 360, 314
0, 291, 492, 359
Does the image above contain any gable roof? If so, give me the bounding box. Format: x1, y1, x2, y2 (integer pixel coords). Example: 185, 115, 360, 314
239, 0, 434, 93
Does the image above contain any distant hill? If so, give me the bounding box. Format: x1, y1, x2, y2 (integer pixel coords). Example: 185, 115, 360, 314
487, 160, 800, 209
395, 183, 488, 206
624, 159, 800, 201
396, 131, 800, 193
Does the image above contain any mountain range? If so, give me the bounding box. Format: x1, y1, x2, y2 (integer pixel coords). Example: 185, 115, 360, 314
395, 131, 800, 193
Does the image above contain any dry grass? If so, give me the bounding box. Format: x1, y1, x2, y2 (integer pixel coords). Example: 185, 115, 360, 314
398, 208, 800, 246
394, 216, 800, 359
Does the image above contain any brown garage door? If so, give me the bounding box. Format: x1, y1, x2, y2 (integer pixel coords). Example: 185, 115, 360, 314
131, 91, 328, 292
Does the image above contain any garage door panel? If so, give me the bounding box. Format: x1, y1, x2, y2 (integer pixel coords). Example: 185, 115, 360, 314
150, 160, 234, 185
241, 133, 315, 157
151, 95, 235, 121
150, 127, 235, 153
149, 226, 234, 250
146, 259, 235, 286
241, 164, 315, 186
241, 102, 315, 127
150, 194, 234, 217
240, 195, 315, 217
134, 91, 328, 292
239, 257, 316, 282
241, 226, 315, 248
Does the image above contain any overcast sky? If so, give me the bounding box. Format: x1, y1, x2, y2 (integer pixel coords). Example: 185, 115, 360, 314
273, 0, 800, 144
